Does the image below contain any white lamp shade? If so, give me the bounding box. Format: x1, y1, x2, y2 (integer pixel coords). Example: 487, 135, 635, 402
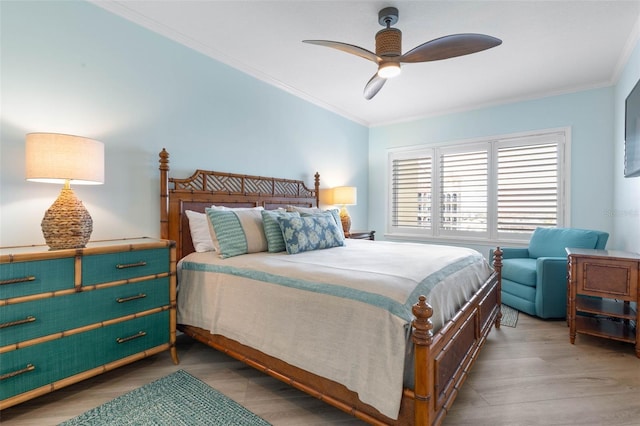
333, 186, 357, 205
25, 133, 104, 185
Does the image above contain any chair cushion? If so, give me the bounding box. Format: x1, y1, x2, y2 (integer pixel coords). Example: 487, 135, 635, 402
502, 258, 538, 287
528, 227, 599, 258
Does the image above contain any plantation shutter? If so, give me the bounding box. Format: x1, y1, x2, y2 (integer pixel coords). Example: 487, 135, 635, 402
391, 155, 432, 229
438, 148, 488, 233
388, 129, 566, 242
497, 141, 559, 233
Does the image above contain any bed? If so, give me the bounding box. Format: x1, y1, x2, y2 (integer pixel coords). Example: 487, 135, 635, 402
158, 149, 503, 425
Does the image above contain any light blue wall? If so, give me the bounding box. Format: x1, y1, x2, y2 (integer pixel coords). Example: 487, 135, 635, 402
0, 0, 369, 247
613, 39, 640, 253
369, 87, 615, 256
2, 0, 636, 255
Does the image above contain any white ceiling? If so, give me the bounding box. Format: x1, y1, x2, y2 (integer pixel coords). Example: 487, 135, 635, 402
93, 1, 640, 127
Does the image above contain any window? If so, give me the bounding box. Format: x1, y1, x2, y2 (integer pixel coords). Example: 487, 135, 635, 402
439, 144, 488, 236
391, 154, 432, 230
388, 129, 568, 243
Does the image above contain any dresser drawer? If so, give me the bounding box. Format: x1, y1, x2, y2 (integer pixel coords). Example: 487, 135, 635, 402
0, 278, 170, 347
0, 258, 75, 299
0, 311, 169, 401
82, 248, 169, 285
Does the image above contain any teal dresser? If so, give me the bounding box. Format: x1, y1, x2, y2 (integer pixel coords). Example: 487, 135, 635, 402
0, 238, 178, 409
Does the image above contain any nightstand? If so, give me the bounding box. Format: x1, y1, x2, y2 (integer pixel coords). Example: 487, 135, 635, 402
566, 248, 640, 358
0, 237, 178, 409
345, 230, 375, 240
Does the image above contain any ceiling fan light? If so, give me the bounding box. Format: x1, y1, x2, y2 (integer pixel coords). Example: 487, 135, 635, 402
377, 62, 401, 79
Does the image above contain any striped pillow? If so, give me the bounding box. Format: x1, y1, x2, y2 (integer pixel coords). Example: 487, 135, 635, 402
261, 210, 300, 253
205, 208, 268, 258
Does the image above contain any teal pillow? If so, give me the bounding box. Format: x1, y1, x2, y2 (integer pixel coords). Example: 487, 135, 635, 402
261, 210, 300, 253
528, 227, 598, 258
277, 215, 345, 254
205, 208, 268, 258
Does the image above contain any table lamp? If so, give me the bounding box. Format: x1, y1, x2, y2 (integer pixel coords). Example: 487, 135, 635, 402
25, 133, 104, 250
332, 186, 357, 234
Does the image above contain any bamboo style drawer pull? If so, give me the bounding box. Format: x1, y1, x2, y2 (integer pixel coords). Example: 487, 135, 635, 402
0, 364, 35, 381
115, 261, 147, 269
116, 331, 146, 344
116, 293, 147, 303
0, 276, 36, 286
0, 315, 36, 329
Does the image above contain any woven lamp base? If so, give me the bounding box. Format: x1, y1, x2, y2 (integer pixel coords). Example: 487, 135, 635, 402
339, 209, 352, 234
41, 188, 93, 250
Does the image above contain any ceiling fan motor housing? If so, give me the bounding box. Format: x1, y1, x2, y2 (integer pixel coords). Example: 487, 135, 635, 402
376, 28, 402, 57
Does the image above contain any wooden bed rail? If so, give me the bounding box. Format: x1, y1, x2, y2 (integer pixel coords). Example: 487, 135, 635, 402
411, 247, 502, 425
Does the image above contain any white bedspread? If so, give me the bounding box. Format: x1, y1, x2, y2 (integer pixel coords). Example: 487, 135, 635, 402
177, 239, 491, 419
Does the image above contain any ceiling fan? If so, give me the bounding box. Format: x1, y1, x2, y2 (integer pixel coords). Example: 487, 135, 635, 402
303, 7, 502, 100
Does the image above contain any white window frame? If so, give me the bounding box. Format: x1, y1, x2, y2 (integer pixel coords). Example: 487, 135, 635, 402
387, 128, 570, 245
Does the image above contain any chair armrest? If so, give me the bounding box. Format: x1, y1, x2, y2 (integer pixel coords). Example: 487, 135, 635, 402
535, 257, 570, 318
492, 247, 530, 260
536, 257, 568, 282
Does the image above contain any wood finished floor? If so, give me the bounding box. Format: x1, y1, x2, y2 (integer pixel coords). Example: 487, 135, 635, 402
2, 312, 639, 426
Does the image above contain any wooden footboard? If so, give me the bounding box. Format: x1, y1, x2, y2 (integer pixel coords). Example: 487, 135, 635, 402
160, 149, 503, 425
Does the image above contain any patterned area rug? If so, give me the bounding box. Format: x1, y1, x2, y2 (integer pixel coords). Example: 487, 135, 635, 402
59, 370, 271, 426
500, 304, 519, 327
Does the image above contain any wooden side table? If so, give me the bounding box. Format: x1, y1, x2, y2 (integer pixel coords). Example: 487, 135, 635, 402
345, 230, 375, 240
566, 248, 640, 358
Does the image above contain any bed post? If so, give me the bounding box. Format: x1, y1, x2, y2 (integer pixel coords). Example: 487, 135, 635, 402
314, 172, 320, 207
412, 295, 434, 426
493, 246, 503, 328
159, 149, 170, 241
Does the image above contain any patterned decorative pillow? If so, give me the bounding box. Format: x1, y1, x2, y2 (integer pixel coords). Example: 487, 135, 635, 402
261, 210, 300, 253
287, 206, 344, 234
300, 209, 343, 237
185, 210, 216, 252
277, 215, 345, 254
205, 208, 268, 258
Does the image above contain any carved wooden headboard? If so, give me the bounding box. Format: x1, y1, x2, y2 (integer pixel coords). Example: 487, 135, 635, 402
159, 149, 320, 260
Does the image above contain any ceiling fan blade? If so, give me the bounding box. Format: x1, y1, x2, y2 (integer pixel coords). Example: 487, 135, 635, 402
303, 40, 381, 63
400, 33, 502, 63
363, 74, 386, 100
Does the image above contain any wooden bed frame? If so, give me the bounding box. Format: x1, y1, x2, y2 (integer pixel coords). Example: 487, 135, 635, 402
158, 149, 503, 425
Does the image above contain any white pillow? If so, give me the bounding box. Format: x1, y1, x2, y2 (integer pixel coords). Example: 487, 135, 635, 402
287, 206, 343, 232
286, 205, 318, 214
185, 210, 215, 252
210, 205, 264, 211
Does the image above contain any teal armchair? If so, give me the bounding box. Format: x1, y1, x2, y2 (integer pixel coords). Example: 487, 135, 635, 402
491, 227, 609, 319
